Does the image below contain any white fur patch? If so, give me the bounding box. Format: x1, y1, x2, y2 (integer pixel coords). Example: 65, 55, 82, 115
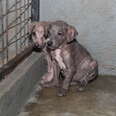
54, 49, 66, 70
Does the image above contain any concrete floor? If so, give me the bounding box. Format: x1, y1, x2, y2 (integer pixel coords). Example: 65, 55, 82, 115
22, 76, 116, 116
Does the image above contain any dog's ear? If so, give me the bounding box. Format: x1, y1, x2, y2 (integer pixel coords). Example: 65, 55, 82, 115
67, 25, 78, 43
43, 23, 50, 38
28, 22, 37, 44
43, 22, 51, 38
28, 22, 37, 34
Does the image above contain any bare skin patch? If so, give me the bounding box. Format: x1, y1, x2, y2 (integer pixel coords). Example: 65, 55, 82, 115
54, 49, 66, 70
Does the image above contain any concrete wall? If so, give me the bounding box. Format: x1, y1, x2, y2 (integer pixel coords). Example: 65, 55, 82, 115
40, 0, 116, 75
0, 53, 47, 116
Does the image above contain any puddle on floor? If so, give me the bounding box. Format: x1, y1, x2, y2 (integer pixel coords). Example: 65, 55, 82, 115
23, 76, 116, 116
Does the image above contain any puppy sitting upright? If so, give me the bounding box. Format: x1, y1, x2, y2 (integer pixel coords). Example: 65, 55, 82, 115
46, 21, 98, 96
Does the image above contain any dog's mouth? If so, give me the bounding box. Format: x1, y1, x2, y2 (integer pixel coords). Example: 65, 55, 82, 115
46, 40, 60, 50
33, 43, 45, 52
47, 45, 58, 51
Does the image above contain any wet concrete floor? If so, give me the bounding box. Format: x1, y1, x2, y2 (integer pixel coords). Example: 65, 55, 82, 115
23, 76, 116, 116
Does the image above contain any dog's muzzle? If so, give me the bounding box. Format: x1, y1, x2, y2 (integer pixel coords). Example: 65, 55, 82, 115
47, 40, 53, 47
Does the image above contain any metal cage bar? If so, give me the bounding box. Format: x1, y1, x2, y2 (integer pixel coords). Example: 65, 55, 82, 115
0, 0, 5, 65
5, 0, 9, 62
0, 0, 40, 80
15, 0, 18, 55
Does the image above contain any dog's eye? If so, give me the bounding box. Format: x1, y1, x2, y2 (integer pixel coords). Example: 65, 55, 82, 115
48, 31, 51, 36
44, 34, 48, 39
58, 32, 63, 36
32, 32, 36, 36
45, 31, 51, 38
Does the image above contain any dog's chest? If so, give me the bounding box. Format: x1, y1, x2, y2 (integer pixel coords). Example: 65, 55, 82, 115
52, 49, 66, 70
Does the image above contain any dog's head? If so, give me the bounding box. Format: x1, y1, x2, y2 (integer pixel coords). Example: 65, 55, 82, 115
46, 20, 78, 50
29, 21, 50, 50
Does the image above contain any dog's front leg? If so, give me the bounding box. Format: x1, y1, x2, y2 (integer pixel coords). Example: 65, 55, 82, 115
53, 49, 72, 96
40, 70, 54, 87
58, 69, 74, 96
39, 54, 54, 87
40, 59, 60, 87
52, 60, 60, 87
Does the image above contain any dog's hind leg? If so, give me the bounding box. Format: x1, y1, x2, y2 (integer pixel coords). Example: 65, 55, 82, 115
74, 60, 98, 92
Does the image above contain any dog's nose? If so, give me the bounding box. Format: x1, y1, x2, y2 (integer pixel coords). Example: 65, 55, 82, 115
47, 41, 53, 46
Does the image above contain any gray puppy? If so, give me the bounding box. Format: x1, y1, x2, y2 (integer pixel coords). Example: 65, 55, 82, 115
46, 21, 98, 96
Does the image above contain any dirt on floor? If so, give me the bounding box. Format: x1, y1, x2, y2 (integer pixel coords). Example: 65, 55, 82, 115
21, 75, 116, 116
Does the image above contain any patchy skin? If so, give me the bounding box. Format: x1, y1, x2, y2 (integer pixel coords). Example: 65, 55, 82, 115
41, 67, 54, 82
30, 21, 60, 88
30, 21, 98, 96
54, 49, 66, 70
30, 22, 49, 48
39, 51, 60, 88
47, 21, 98, 96
35, 26, 44, 45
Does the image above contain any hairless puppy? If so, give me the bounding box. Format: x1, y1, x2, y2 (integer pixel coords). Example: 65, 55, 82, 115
46, 21, 98, 96
29, 21, 60, 88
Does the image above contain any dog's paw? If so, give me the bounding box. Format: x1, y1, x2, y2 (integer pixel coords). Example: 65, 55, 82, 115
57, 88, 68, 97
76, 81, 87, 92
39, 80, 45, 87
76, 86, 85, 92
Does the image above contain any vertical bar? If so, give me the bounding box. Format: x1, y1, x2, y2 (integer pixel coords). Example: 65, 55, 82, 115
19, 0, 22, 51
0, 0, 5, 66
31, 0, 40, 21
15, 0, 18, 54
5, 0, 9, 62
23, 0, 26, 47
27, 0, 30, 46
